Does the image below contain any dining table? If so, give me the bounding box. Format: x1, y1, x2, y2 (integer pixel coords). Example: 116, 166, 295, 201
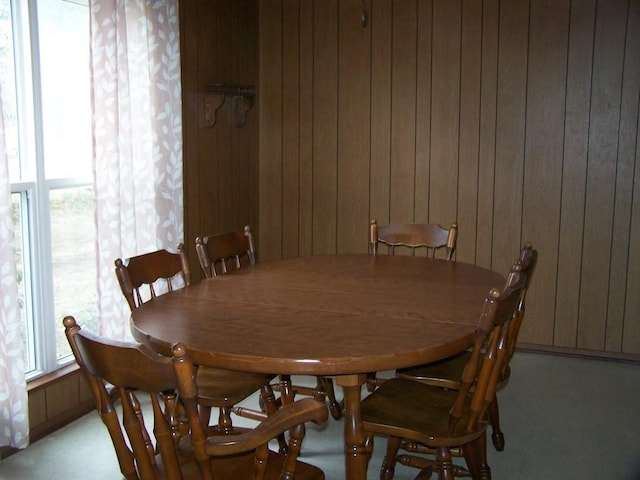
130, 253, 504, 480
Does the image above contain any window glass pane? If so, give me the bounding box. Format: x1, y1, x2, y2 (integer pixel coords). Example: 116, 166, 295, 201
12, 192, 35, 372
37, 0, 91, 180
0, 0, 21, 181
50, 186, 97, 360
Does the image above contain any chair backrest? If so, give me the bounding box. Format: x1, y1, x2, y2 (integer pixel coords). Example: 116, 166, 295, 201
171, 343, 329, 480
503, 242, 538, 364
369, 218, 458, 259
115, 243, 190, 310
195, 225, 256, 278
63, 316, 186, 480
449, 270, 527, 434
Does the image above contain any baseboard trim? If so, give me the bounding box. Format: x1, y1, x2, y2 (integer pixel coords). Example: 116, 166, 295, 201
517, 342, 640, 363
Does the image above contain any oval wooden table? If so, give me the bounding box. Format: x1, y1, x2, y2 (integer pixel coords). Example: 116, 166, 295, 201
130, 254, 504, 480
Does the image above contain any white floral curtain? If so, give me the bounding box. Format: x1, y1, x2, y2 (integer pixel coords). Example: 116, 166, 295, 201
90, 0, 183, 340
0, 87, 29, 449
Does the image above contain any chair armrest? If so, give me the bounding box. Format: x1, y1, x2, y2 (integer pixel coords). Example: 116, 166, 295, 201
204, 398, 328, 456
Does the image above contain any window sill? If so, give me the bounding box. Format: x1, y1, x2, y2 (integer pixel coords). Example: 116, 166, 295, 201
27, 362, 80, 392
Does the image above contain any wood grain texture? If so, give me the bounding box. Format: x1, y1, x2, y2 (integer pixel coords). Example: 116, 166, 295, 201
282, 0, 301, 258
457, 0, 482, 264
259, 0, 284, 260
522, 0, 569, 344
607, 0, 640, 352
429, 0, 461, 225
337, 0, 371, 253
369, 0, 393, 230
414, 0, 433, 225
131, 255, 503, 374
312, 0, 339, 254
578, 0, 627, 350
181, 0, 640, 356
389, 0, 418, 222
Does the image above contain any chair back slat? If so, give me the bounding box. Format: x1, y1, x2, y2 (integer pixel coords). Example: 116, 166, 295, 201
370, 218, 458, 260
115, 244, 190, 310
196, 225, 256, 278
449, 271, 526, 434
504, 243, 538, 363
171, 343, 329, 480
63, 316, 185, 480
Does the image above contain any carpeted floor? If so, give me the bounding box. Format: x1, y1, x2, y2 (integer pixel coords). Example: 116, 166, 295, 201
1, 351, 639, 479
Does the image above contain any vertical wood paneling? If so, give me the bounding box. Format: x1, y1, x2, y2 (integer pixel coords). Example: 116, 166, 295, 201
299, 0, 314, 255
337, 0, 371, 253
181, 0, 260, 278
554, 0, 595, 347
475, 0, 500, 269
429, 0, 461, 225
197, 2, 219, 239
282, 0, 301, 257
389, 0, 418, 221
246, 2, 260, 235
621, 1, 640, 353
457, 0, 482, 264
231, 0, 252, 230
312, 0, 339, 254
216, 2, 236, 229
626, 142, 640, 350
369, 0, 393, 227
414, 1, 433, 224
492, 0, 529, 277
522, 0, 569, 344
607, 0, 640, 352
28, 388, 47, 429
578, 0, 627, 350
259, 1, 284, 259
176, 0, 640, 357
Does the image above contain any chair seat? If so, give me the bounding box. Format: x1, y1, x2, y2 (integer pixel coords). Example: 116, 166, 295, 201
209, 450, 325, 479
175, 440, 325, 480
397, 350, 511, 391
196, 367, 276, 406
361, 378, 486, 448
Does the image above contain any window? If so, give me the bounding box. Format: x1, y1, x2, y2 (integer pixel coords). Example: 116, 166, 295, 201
1, 0, 96, 379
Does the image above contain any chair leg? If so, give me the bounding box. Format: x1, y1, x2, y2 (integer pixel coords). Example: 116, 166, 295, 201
462, 435, 491, 480
260, 384, 288, 454
319, 377, 343, 420
488, 396, 505, 451
435, 447, 455, 480
198, 405, 212, 427
380, 436, 401, 480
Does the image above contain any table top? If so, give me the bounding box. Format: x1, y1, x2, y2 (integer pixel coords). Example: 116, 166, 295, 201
130, 254, 504, 376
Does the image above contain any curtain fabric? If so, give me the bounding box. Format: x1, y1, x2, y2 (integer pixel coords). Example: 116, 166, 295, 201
0, 88, 29, 449
90, 0, 183, 339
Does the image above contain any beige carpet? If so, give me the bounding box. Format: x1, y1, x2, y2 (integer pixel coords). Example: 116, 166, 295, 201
1, 352, 639, 479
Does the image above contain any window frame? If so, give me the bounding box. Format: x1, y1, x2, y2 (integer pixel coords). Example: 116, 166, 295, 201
6, 0, 94, 381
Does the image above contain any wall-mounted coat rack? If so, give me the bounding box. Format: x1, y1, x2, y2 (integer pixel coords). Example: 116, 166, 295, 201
203, 83, 255, 128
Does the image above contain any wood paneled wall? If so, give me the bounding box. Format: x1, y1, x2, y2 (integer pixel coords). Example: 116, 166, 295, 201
2, 366, 94, 459
257, 0, 640, 355
180, 0, 260, 279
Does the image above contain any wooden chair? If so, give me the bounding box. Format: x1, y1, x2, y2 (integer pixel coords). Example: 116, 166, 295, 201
366, 219, 459, 394
360, 272, 527, 480
195, 226, 343, 421
115, 244, 280, 449
114, 243, 191, 310
195, 225, 256, 278
63, 315, 196, 480
64, 316, 327, 480
396, 243, 538, 452
369, 219, 458, 259
172, 342, 328, 480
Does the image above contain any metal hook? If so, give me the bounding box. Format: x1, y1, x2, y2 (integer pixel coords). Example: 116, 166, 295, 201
361, 0, 368, 27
